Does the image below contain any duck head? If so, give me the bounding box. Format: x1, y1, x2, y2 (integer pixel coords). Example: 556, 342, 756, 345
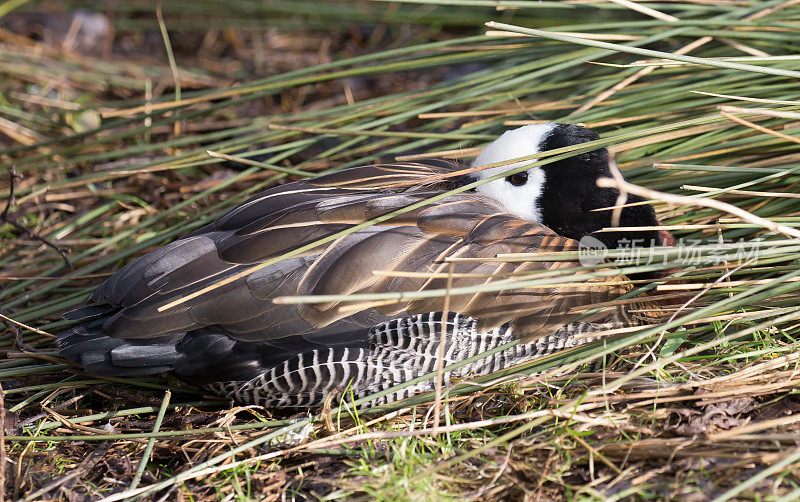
469, 123, 665, 253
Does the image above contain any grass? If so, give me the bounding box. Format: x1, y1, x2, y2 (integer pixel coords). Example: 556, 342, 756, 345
2, 0, 800, 499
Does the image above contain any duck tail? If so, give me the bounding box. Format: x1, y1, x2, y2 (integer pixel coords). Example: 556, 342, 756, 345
58, 313, 187, 377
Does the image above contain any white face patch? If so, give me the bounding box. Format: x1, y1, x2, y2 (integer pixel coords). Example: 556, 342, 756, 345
470, 123, 556, 222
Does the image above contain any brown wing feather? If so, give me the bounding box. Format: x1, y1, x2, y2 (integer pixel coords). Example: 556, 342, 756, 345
296, 193, 633, 340
70, 161, 636, 346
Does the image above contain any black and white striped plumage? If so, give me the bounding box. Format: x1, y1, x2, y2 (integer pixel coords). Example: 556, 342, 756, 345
208, 312, 612, 408
58, 124, 661, 408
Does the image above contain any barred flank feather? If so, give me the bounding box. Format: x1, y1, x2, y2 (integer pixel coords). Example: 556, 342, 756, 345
208, 312, 610, 408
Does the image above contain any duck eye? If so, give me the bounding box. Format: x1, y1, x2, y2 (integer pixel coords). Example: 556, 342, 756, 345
506, 171, 528, 186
